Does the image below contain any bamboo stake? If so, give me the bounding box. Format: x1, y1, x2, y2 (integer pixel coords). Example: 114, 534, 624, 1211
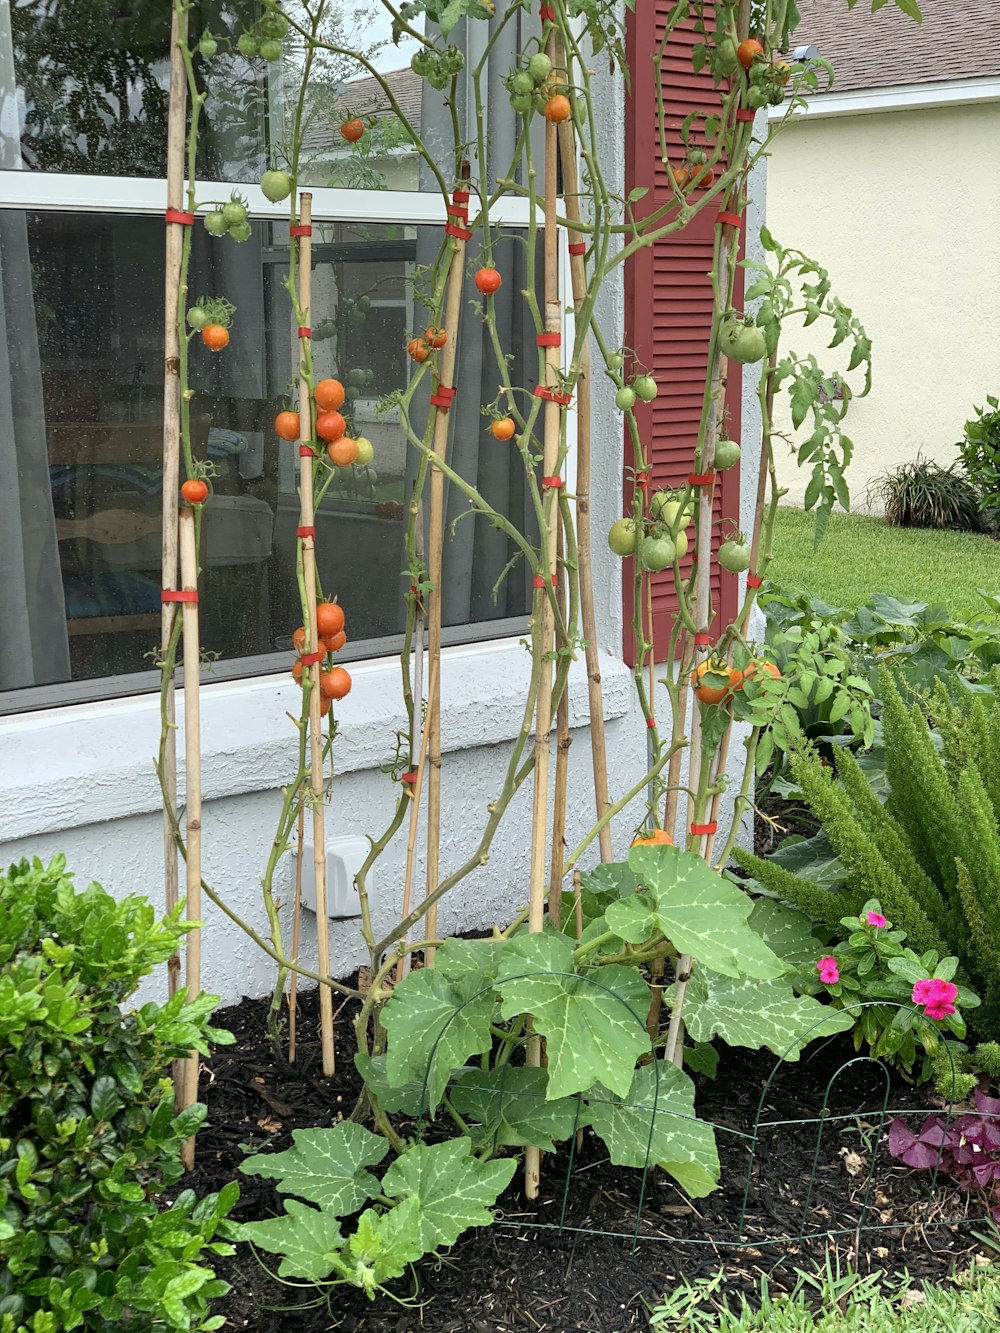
557, 115, 613, 863
525, 35, 563, 1201
396, 653, 437, 987
396, 507, 426, 986
663, 630, 691, 840
547, 525, 570, 927
423, 179, 469, 969
161, 1, 187, 1094
288, 793, 305, 1062
295, 194, 335, 1076
178, 507, 202, 1170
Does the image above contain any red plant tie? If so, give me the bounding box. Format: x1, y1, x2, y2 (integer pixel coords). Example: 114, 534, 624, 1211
688, 471, 716, 487
542, 475, 564, 489
296, 526, 315, 539
299, 445, 315, 458
297, 325, 311, 338
300, 650, 324, 667
161, 589, 199, 604
537, 332, 562, 347
717, 211, 743, 228
290, 224, 312, 237
535, 385, 573, 405
690, 821, 718, 836
452, 189, 470, 204
532, 574, 558, 588
429, 393, 453, 409
445, 223, 472, 241
164, 208, 195, 226
540, 3, 556, 20
735, 109, 756, 123
437, 385, 457, 399
694, 633, 712, 646
401, 770, 419, 785
747, 573, 764, 588
568, 241, 587, 256
646, 717, 657, 729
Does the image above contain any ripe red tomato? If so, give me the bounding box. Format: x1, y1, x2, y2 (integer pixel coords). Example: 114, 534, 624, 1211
737, 38, 764, 70
475, 267, 502, 295
315, 378, 345, 411
340, 118, 364, 142
181, 478, 209, 504
201, 324, 230, 351
316, 410, 347, 442
320, 666, 352, 700
324, 629, 347, 653
407, 337, 430, 362
292, 626, 307, 653
274, 410, 300, 441
316, 601, 345, 639
491, 417, 516, 441
424, 326, 447, 349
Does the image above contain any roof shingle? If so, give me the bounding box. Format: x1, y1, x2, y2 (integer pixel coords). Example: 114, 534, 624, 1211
795, 0, 1000, 93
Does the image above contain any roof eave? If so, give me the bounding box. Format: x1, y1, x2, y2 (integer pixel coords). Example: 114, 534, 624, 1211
766, 73, 1000, 121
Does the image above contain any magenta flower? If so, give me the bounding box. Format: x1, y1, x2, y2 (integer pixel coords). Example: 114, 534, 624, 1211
912, 977, 958, 1021
867, 911, 887, 929
817, 955, 840, 985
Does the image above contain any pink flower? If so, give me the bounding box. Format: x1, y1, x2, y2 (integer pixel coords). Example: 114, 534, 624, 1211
867, 911, 887, 929
817, 955, 840, 985
912, 978, 958, 1021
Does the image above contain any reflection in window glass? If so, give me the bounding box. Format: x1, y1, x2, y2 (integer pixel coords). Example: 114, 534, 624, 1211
0, 209, 536, 701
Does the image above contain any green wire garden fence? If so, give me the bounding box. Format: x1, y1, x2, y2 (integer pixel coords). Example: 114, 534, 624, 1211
413, 989, 989, 1260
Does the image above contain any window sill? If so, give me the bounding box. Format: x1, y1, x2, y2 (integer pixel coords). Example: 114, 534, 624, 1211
0, 638, 634, 844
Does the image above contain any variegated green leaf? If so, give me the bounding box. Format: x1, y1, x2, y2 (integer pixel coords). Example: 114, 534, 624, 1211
380, 1138, 516, 1252
677, 968, 854, 1059
240, 1121, 386, 1214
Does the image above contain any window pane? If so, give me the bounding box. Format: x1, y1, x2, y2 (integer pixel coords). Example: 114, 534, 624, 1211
2, 3, 527, 191
0, 208, 535, 703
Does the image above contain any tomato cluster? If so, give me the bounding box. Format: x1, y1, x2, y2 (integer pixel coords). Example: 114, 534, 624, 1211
291, 601, 352, 714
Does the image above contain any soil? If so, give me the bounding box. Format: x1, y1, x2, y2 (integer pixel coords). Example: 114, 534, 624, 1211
195, 988, 990, 1333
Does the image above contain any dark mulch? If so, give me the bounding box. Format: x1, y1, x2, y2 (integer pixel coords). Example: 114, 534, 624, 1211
194, 989, 991, 1333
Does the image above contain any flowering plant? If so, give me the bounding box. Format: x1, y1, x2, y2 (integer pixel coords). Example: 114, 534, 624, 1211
888, 1090, 1000, 1223
799, 899, 979, 1079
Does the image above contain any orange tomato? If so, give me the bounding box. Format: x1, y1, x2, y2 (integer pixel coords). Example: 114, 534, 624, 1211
274, 410, 300, 441
201, 323, 230, 351
692, 164, 715, 188
340, 117, 364, 142
292, 626, 307, 653
316, 602, 345, 639
424, 325, 447, 349
691, 659, 742, 705
291, 658, 305, 685
737, 38, 764, 69
316, 410, 347, 442
491, 416, 516, 441
324, 629, 347, 653
407, 337, 430, 362
631, 828, 674, 847
475, 267, 502, 295
319, 695, 332, 717
742, 659, 780, 685
671, 165, 690, 190
326, 435, 359, 467
320, 666, 352, 700
181, 478, 209, 504
544, 93, 571, 123
315, 378, 346, 411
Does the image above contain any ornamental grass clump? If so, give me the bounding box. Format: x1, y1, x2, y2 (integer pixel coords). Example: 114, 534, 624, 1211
0, 856, 237, 1332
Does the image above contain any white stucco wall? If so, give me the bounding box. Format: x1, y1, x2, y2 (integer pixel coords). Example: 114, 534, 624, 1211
766, 98, 1000, 510
0, 60, 766, 1010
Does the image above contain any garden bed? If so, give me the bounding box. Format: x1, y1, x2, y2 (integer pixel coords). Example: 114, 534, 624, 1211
195, 989, 988, 1332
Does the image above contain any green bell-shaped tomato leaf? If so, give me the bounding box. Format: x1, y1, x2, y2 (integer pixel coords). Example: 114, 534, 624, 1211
496, 933, 651, 1100
608, 846, 784, 979
451, 1064, 585, 1152
380, 1138, 516, 1253
240, 1121, 387, 1214
677, 967, 854, 1058
586, 1059, 720, 1198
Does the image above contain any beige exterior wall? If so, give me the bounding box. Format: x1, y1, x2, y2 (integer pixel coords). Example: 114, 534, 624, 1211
766, 100, 1000, 510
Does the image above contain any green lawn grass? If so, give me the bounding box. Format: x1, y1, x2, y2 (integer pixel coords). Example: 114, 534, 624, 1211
767, 507, 1000, 620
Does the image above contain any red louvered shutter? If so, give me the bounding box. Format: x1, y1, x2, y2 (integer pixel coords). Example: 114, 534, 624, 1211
623, 1, 743, 664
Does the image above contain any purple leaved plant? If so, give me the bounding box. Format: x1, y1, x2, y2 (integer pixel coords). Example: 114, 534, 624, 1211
888, 1090, 1000, 1221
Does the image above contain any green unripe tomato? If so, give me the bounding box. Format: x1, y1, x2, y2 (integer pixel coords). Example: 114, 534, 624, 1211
652, 493, 694, 530
527, 52, 553, 83
222, 197, 248, 227
260, 13, 289, 39
228, 220, 252, 243
633, 374, 658, 402
640, 535, 677, 572
237, 32, 260, 57
350, 309, 365, 326
186, 306, 209, 330
203, 210, 228, 237
511, 70, 534, 95
615, 385, 637, 411
511, 91, 534, 115
198, 33, 218, 58
675, 528, 689, 561
719, 315, 767, 364
745, 84, 768, 110
260, 169, 292, 202
346, 385, 360, 401
719, 538, 752, 573
714, 35, 739, 75
713, 437, 741, 471
355, 437, 374, 465
607, 518, 638, 557
356, 295, 371, 312
259, 38, 283, 61
750, 59, 769, 84
606, 351, 625, 370
346, 368, 366, 387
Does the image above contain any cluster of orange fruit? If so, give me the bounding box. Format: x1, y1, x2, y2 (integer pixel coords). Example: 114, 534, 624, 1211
291, 601, 352, 716
273, 378, 363, 467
